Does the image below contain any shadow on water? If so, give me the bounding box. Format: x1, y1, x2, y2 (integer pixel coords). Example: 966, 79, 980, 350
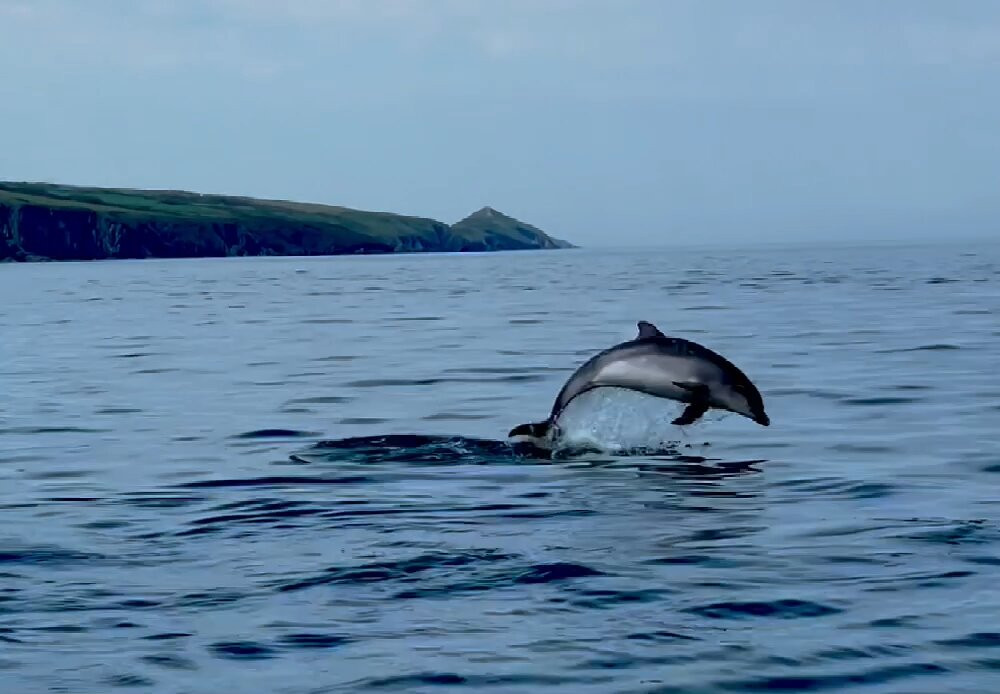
285, 433, 767, 481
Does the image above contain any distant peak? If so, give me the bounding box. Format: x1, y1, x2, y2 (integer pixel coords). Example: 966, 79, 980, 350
449, 204, 575, 249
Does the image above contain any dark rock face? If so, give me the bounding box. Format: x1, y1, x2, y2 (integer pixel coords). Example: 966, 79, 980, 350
17, 205, 111, 260
0, 182, 573, 262
0, 203, 22, 260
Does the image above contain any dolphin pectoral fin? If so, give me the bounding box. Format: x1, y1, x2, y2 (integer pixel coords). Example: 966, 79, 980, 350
637, 320, 666, 339
672, 401, 710, 426
670, 382, 711, 425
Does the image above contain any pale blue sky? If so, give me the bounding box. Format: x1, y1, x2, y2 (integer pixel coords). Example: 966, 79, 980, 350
2, 1, 998, 246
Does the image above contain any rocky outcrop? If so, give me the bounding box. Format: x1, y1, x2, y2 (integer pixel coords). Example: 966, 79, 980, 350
450, 206, 575, 251
0, 182, 574, 262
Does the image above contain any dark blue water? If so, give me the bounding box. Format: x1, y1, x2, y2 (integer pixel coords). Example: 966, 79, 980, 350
2, 242, 999, 693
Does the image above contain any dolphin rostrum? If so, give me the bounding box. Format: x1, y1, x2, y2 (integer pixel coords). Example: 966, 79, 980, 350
508, 320, 769, 446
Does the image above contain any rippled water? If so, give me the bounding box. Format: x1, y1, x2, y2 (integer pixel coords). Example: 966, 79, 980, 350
2, 242, 999, 693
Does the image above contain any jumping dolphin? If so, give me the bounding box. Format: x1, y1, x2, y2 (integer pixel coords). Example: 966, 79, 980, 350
508, 320, 769, 447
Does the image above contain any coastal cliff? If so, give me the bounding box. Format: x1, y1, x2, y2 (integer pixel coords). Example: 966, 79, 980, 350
0, 182, 574, 262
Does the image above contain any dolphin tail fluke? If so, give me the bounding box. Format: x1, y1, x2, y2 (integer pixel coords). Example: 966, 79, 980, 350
508, 419, 553, 442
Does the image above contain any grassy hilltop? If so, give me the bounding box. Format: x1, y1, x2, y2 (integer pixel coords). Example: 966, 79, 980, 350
0, 182, 574, 262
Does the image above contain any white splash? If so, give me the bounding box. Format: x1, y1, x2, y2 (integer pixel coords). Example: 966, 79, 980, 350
551, 387, 688, 453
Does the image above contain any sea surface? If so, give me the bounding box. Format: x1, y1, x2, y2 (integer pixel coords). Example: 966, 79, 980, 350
2, 242, 999, 693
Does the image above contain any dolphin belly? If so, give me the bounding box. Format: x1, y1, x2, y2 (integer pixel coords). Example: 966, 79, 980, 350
591, 354, 708, 401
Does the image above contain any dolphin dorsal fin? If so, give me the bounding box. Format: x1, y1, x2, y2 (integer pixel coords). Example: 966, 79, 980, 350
636, 320, 665, 339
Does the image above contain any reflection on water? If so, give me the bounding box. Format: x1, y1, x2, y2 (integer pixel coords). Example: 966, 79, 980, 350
1, 241, 999, 693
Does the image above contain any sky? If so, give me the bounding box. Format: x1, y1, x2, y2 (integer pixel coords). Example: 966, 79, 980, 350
2, 0, 999, 247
